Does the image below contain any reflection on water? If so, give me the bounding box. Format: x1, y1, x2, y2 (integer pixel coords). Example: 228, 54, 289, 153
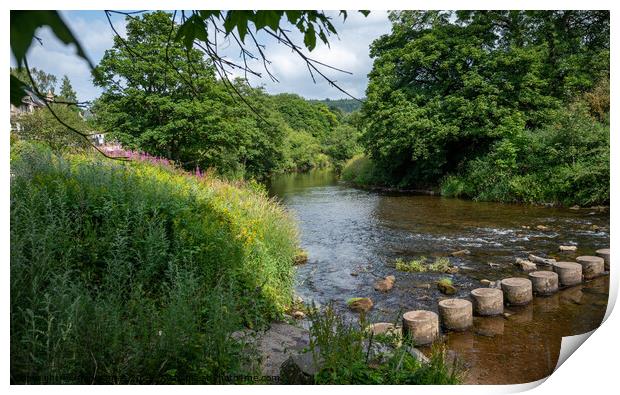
268, 170, 610, 384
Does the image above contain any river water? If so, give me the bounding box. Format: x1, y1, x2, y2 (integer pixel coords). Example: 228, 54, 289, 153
268, 170, 610, 384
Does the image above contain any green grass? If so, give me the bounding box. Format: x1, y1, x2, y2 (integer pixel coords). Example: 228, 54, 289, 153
10, 142, 299, 383
307, 305, 463, 384
395, 257, 453, 273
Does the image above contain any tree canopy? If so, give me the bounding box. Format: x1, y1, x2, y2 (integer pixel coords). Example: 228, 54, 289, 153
361, 10, 609, 188
92, 12, 360, 179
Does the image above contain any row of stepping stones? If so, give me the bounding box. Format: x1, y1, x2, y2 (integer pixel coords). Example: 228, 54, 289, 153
377, 248, 610, 345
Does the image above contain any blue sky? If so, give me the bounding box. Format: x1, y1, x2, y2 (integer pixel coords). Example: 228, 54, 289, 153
14, 10, 392, 102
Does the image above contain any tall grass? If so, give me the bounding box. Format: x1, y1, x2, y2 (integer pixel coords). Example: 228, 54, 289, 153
341, 155, 384, 186
10, 142, 298, 383
308, 305, 463, 384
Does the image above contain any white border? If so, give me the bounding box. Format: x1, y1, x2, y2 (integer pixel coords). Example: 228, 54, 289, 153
3, 1, 617, 394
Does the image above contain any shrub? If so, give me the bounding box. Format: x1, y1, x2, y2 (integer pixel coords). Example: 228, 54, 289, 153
341, 155, 385, 186
439, 100, 609, 206
10, 142, 298, 383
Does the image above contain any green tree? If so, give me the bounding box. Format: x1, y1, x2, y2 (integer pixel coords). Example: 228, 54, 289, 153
12, 103, 91, 151
11, 66, 57, 94
92, 12, 288, 179
58, 75, 77, 102
361, 10, 609, 187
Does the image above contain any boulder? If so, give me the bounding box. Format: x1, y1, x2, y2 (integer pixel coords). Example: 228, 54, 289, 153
362, 341, 430, 365
536, 225, 550, 231
480, 279, 492, 286
368, 322, 400, 337
451, 249, 471, 257
347, 297, 374, 313
406, 347, 431, 364
576, 255, 605, 279
232, 322, 311, 378
559, 245, 578, 252
280, 350, 322, 384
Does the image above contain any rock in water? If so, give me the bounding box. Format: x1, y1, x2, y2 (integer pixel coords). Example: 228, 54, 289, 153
559, 245, 577, 252
437, 282, 457, 295
528, 254, 556, 266
374, 275, 396, 292
293, 249, 308, 265
291, 310, 306, 319
515, 258, 537, 272
347, 297, 374, 313
536, 225, 550, 231
480, 279, 492, 286
451, 249, 471, 257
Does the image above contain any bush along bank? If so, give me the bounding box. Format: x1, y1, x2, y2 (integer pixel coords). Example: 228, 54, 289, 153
343, 100, 609, 207
355, 11, 609, 207
10, 142, 298, 383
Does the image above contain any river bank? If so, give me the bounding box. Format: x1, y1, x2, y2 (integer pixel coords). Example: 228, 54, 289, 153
341, 155, 610, 208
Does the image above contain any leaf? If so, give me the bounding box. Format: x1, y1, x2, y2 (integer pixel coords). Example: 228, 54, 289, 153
264, 11, 282, 31
359, 10, 371, 17
175, 13, 208, 50
10, 74, 29, 107
318, 29, 329, 45
10, 11, 93, 69
285, 10, 302, 24
304, 25, 317, 51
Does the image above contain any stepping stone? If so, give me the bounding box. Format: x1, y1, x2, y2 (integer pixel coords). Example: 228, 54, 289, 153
500, 277, 533, 305
402, 310, 439, 346
438, 298, 473, 331
470, 288, 503, 316
553, 262, 583, 286
576, 256, 605, 279
596, 248, 610, 271
528, 271, 559, 295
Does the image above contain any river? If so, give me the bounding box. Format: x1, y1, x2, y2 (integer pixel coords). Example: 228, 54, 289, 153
268, 170, 610, 384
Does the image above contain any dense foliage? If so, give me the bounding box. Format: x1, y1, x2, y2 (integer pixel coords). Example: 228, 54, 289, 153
92, 12, 360, 179
310, 98, 363, 113
10, 142, 298, 383
11, 103, 91, 151
356, 11, 609, 205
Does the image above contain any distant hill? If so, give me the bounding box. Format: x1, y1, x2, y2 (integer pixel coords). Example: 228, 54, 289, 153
310, 98, 363, 113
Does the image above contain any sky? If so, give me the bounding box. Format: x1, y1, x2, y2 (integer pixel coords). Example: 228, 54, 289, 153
13, 10, 392, 103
